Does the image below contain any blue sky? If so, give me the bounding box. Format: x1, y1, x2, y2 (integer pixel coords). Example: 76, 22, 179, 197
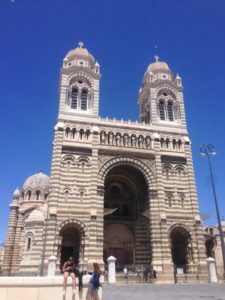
0, 0, 225, 243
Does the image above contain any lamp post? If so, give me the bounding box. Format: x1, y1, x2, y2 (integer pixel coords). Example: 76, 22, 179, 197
200, 144, 225, 278
39, 191, 50, 276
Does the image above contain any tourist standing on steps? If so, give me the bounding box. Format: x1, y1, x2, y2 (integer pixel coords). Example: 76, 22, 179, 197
62, 256, 77, 295
88, 263, 101, 300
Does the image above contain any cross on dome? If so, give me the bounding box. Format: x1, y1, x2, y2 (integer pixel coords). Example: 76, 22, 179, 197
154, 55, 159, 62
78, 41, 84, 48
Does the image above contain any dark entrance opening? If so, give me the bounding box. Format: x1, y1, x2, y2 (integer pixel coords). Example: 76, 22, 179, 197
104, 164, 151, 266
60, 225, 81, 268
170, 227, 190, 270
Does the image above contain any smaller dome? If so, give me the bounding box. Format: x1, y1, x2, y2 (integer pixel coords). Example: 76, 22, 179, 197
25, 209, 45, 223
65, 41, 95, 64
147, 55, 171, 73
23, 171, 50, 190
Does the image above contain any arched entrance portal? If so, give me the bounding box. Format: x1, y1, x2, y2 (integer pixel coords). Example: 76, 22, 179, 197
59, 224, 82, 267
104, 164, 151, 267
170, 226, 191, 272
104, 224, 134, 265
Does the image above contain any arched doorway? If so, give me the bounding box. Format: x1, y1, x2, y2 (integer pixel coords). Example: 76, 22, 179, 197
59, 224, 82, 268
104, 224, 134, 265
104, 164, 151, 267
170, 226, 191, 273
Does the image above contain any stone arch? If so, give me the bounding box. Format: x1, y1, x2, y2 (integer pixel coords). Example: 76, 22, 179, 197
68, 73, 93, 88
58, 218, 88, 237
156, 86, 177, 101
58, 219, 89, 268
102, 158, 152, 266
168, 223, 192, 272
98, 156, 156, 189
168, 223, 192, 236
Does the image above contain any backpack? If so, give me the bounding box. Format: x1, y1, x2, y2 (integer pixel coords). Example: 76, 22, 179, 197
90, 272, 100, 288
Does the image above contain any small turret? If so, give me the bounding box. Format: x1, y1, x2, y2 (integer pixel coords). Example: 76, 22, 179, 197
175, 74, 182, 87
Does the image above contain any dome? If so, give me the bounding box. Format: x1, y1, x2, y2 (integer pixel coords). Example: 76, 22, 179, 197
147, 55, 171, 73
25, 209, 45, 223
23, 171, 50, 190
65, 41, 95, 63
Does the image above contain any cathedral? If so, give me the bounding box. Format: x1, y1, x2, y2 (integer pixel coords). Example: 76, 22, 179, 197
2, 42, 208, 281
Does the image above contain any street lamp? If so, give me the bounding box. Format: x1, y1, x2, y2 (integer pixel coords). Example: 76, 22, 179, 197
200, 144, 225, 278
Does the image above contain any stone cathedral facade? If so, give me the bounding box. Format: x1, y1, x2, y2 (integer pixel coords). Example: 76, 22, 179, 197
3, 43, 208, 281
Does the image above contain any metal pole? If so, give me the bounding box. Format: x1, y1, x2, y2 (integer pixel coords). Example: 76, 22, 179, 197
207, 155, 225, 278
39, 197, 49, 276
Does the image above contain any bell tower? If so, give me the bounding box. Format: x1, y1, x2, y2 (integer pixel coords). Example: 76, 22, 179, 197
58, 42, 101, 120
138, 56, 187, 131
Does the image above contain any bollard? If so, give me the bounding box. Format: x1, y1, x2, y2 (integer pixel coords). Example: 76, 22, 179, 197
47, 255, 57, 277
206, 257, 217, 283
107, 256, 116, 284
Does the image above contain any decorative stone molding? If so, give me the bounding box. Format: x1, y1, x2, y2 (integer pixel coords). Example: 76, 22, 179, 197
98, 156, 156, 188
58, 218, 88, 238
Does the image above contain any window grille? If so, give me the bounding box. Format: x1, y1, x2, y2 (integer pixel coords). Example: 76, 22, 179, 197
167, 101, 174, 121
71, 87, 78, 109
81, 89, 88, 110
159, 100, 165, 120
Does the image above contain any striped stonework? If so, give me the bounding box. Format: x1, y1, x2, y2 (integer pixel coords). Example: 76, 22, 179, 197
2, 44, 208, 282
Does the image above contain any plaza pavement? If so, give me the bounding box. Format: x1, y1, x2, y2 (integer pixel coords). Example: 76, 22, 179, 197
103, 283, 225, 300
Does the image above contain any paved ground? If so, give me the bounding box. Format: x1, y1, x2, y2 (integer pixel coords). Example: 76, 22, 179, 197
103, 283, 225, 300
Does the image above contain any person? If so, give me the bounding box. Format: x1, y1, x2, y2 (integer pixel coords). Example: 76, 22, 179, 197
123, 265, 128, 283
88, 263, 101, 300
143, 268, 148, 283
78, 269, 87, 300
153, 269, 157, 283
62, 256, 76, 295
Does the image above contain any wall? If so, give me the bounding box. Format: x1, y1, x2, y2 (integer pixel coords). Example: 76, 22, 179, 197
0, 275, 103, 300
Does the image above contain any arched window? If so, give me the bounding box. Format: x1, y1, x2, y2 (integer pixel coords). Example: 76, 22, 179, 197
166, 138, 170, 149
178, 140, 182, 150
172, 139, 177, 149
27, 191, 31, 200
72, 128, 76, 139
27, 237, 32, 250
167, 101, 174, 121
160, 138, 165, 149
65, 127, 70, 138
80, 129, 84, 140
81, 89, 88, 110
36, 190, 40, 200
65, 190, 69, 201
159, 100, 165, 120
71, 87, 78, 109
